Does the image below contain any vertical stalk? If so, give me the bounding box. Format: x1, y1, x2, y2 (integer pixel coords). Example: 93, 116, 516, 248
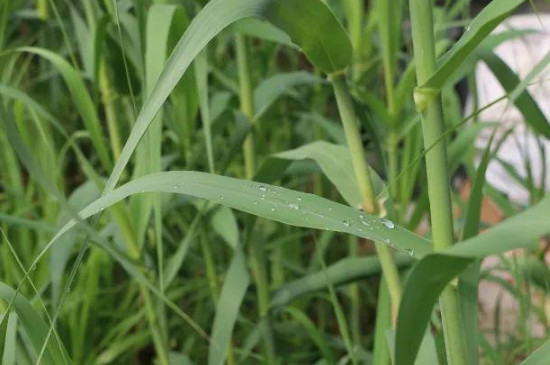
331, 74, 402, 322
99, 59, 122, 161
82, 5, 169, 362
236, 35, 256, 180
236, 34, 275, 359
200, 228, 220, 303
409, 1, 468, 364
377, 0, 405, 222
348, 235, 361, 346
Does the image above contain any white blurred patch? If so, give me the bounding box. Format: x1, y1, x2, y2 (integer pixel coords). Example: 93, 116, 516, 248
469, 14, 550, 205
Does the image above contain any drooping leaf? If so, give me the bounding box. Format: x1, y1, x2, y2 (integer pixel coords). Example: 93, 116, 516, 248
43, 171, 432, 271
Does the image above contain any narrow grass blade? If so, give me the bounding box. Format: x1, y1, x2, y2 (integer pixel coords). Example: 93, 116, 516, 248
253, 71, 320, 120
321, 259, 357, 365
1, 314, 16, 365
0, 311, 8, 362
480, 51, 550, 140
211, 206, 239, 249
372, 279, 392, 365
207, 247, 250, 365
16, 47, 112, 170
457, 133, 498, 365
0, 283, 71, 365
231, 18, 296, 48
283, 307, 336, 364
519, 337, 550, 365
271, 254, 413, 307
424, 0, 526, 90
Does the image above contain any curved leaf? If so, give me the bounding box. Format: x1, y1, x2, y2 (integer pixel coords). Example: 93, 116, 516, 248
275, 141, 387, 208
43, 171, 432, 271
253, 71, 320, 120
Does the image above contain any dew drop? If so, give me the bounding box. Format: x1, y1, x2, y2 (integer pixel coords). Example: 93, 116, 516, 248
342, 220, 350, 227
258, 185, 267, 192
271, 207, 276, 212
405, 248, 415, 257
297, 197, 302, 201
254, 201, 259, 205
261, 194, 266, 200
174, 185, 178, 190
361, 220, 370, 226
382, 219, 395, 229
384, 238, 390, 244
359, 214, 364, 219
328, 207, 333, 212
288, 203, 300, 210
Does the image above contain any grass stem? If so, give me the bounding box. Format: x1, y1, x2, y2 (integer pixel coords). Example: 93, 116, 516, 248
236, 33, 275, 360
331, 74, 402, 322
409, 1, 468, 364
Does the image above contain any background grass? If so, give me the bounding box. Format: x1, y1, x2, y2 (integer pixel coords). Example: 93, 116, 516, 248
1, 0, 550, 364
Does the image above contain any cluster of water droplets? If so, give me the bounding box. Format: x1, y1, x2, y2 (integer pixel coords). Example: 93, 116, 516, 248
249, 183, 418, 257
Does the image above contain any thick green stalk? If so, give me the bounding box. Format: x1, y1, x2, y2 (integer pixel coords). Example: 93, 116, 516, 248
331, 74, 402, 321
409, 1, 468, 364
348, 235, 361, 346
200, 227, 220, 303
236, 35, 256, 180
377, 0, 405, 222
99, 60, 122, 161
236, 33, 274, 359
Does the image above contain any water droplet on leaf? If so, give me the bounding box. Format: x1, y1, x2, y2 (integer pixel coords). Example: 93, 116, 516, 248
382, 219, 395, 229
